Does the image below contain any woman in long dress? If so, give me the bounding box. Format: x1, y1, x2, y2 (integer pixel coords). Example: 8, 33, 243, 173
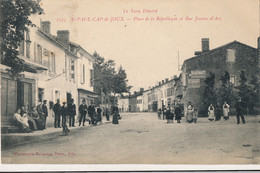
112, 106, 119, 124
208, 104, 215, 121
223, 101, 230, 120
30, 106, 45, 130
186, 102, 193, 123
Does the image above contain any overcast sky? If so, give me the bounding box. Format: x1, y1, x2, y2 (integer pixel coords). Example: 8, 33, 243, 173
33, 0, 259, 93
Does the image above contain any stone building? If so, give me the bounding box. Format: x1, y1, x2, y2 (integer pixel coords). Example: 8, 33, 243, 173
181, 38, 259, 116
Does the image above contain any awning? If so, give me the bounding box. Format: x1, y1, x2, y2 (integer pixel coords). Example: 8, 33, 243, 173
78, 89, 98, 98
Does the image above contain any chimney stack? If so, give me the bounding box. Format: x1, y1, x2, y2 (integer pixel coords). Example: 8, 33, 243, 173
165, 78, 169, 82
41, 21, 51, 34
57, 30, 70, 46
202, 38, 209, 52
162, 80, 164, 84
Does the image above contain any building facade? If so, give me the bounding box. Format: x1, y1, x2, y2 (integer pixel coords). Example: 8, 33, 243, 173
181, 38, 259, 116
1, 20, 96, 127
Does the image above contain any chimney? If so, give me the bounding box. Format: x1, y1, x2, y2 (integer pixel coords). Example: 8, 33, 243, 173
41, 21, 51, 34
57, 30, 70, 46
165, 78, 169, 82
162, 80, 164, 84
159, 82, 161, 86
174, 75, 177, 79
202, 38, 209, 52
140, 88, 144, 93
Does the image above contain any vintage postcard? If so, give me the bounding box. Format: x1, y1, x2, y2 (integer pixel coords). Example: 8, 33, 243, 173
1, 0, 260, 171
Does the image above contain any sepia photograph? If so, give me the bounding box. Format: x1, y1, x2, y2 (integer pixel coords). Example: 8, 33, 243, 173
0, 0, 260, 171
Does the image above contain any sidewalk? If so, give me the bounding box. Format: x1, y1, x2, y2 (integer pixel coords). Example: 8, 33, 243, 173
1, 119, 112, 149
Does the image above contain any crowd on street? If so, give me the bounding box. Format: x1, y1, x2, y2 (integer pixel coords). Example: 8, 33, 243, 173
157, 97, 247, 124
12, 99, 122, 134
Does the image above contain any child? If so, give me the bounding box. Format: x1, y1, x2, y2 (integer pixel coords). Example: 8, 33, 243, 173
193, 109, 198, 123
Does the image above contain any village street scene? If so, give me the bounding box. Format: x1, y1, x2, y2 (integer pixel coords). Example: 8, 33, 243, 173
1, 0, 260, 169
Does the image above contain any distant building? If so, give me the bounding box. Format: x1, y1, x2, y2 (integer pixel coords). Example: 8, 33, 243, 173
181, 38, 259, 116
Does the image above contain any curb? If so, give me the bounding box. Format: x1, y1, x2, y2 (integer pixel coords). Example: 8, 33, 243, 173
2, 120, 112, 150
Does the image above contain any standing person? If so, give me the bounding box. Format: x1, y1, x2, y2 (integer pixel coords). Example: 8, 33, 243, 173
215, 102, 222, 121
79, 99, 88, 126
53, 99, 61, 128
175, 104, 182, 123
105, 106, 110, 121
88, 103, 96, 125
193, 109, 198, 123
42, 100, 48, 129
235, 97, 246, 124
61, 102, 70, 135
223, 101, 230, 120
162, 106, 166, 120
186, 102, 194, 123
96, 106, 102, 123
112, 104, 119, 124
68, 99, 76, 127
165, 107, 171, 123
208, 104, 215, 121
157, 108, 162, 120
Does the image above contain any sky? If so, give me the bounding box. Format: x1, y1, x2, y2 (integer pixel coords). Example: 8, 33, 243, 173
33, 0, 259, 93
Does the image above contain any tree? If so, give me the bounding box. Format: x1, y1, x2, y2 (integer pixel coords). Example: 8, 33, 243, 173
248, 75, 259, 114
1, 0, 43, 76
93, 52, 131, 106
201, 72, 216, 116
236, 71, 250, 113
217, 71, 235, 106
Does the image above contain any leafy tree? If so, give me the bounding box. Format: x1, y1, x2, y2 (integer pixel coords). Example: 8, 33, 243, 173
201, 72, 216, 116
93, 51, 131, 106
236, 71, 250, 113
248, 75, 259, 114
217, 71, 235, 106
1, 0, 43, 76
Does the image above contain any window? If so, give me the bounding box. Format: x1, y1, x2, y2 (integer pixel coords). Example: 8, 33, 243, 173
37, 44, 42, 64
70, 59, 75, 82
25, 30, 31, 58
230, 76, 235, 85
81, 64, 85, 84
227, 49, 236, 62
90, 69, 94, 86
49, 52, 56, 73
19, 32, 25, 56
43, 48, 49, 67
34, 42, 37, 62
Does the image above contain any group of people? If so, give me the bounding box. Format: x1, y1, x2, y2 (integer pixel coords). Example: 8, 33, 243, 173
157, 97, 246, 125
157, 103, 184, 123
13, 98, 122, 134
184, 98, 246, 124
13, 100, 48, 133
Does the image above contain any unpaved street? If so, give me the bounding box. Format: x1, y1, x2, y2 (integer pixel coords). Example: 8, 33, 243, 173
2, 113, 260, 164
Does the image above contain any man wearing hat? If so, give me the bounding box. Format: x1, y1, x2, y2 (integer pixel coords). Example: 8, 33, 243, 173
61, 102, 68, 127
68, 99, 76, 127
42, 100, 48, 129
53, 99, 61, 128
79, 99, 88, 126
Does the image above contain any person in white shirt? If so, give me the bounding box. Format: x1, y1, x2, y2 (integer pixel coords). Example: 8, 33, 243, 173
13, 108, 31, 133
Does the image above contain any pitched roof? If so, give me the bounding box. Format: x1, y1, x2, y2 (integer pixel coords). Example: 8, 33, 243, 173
183, 40, 257, 64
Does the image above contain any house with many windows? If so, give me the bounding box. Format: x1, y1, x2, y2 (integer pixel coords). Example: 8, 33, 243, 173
1, 20, 97, 128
